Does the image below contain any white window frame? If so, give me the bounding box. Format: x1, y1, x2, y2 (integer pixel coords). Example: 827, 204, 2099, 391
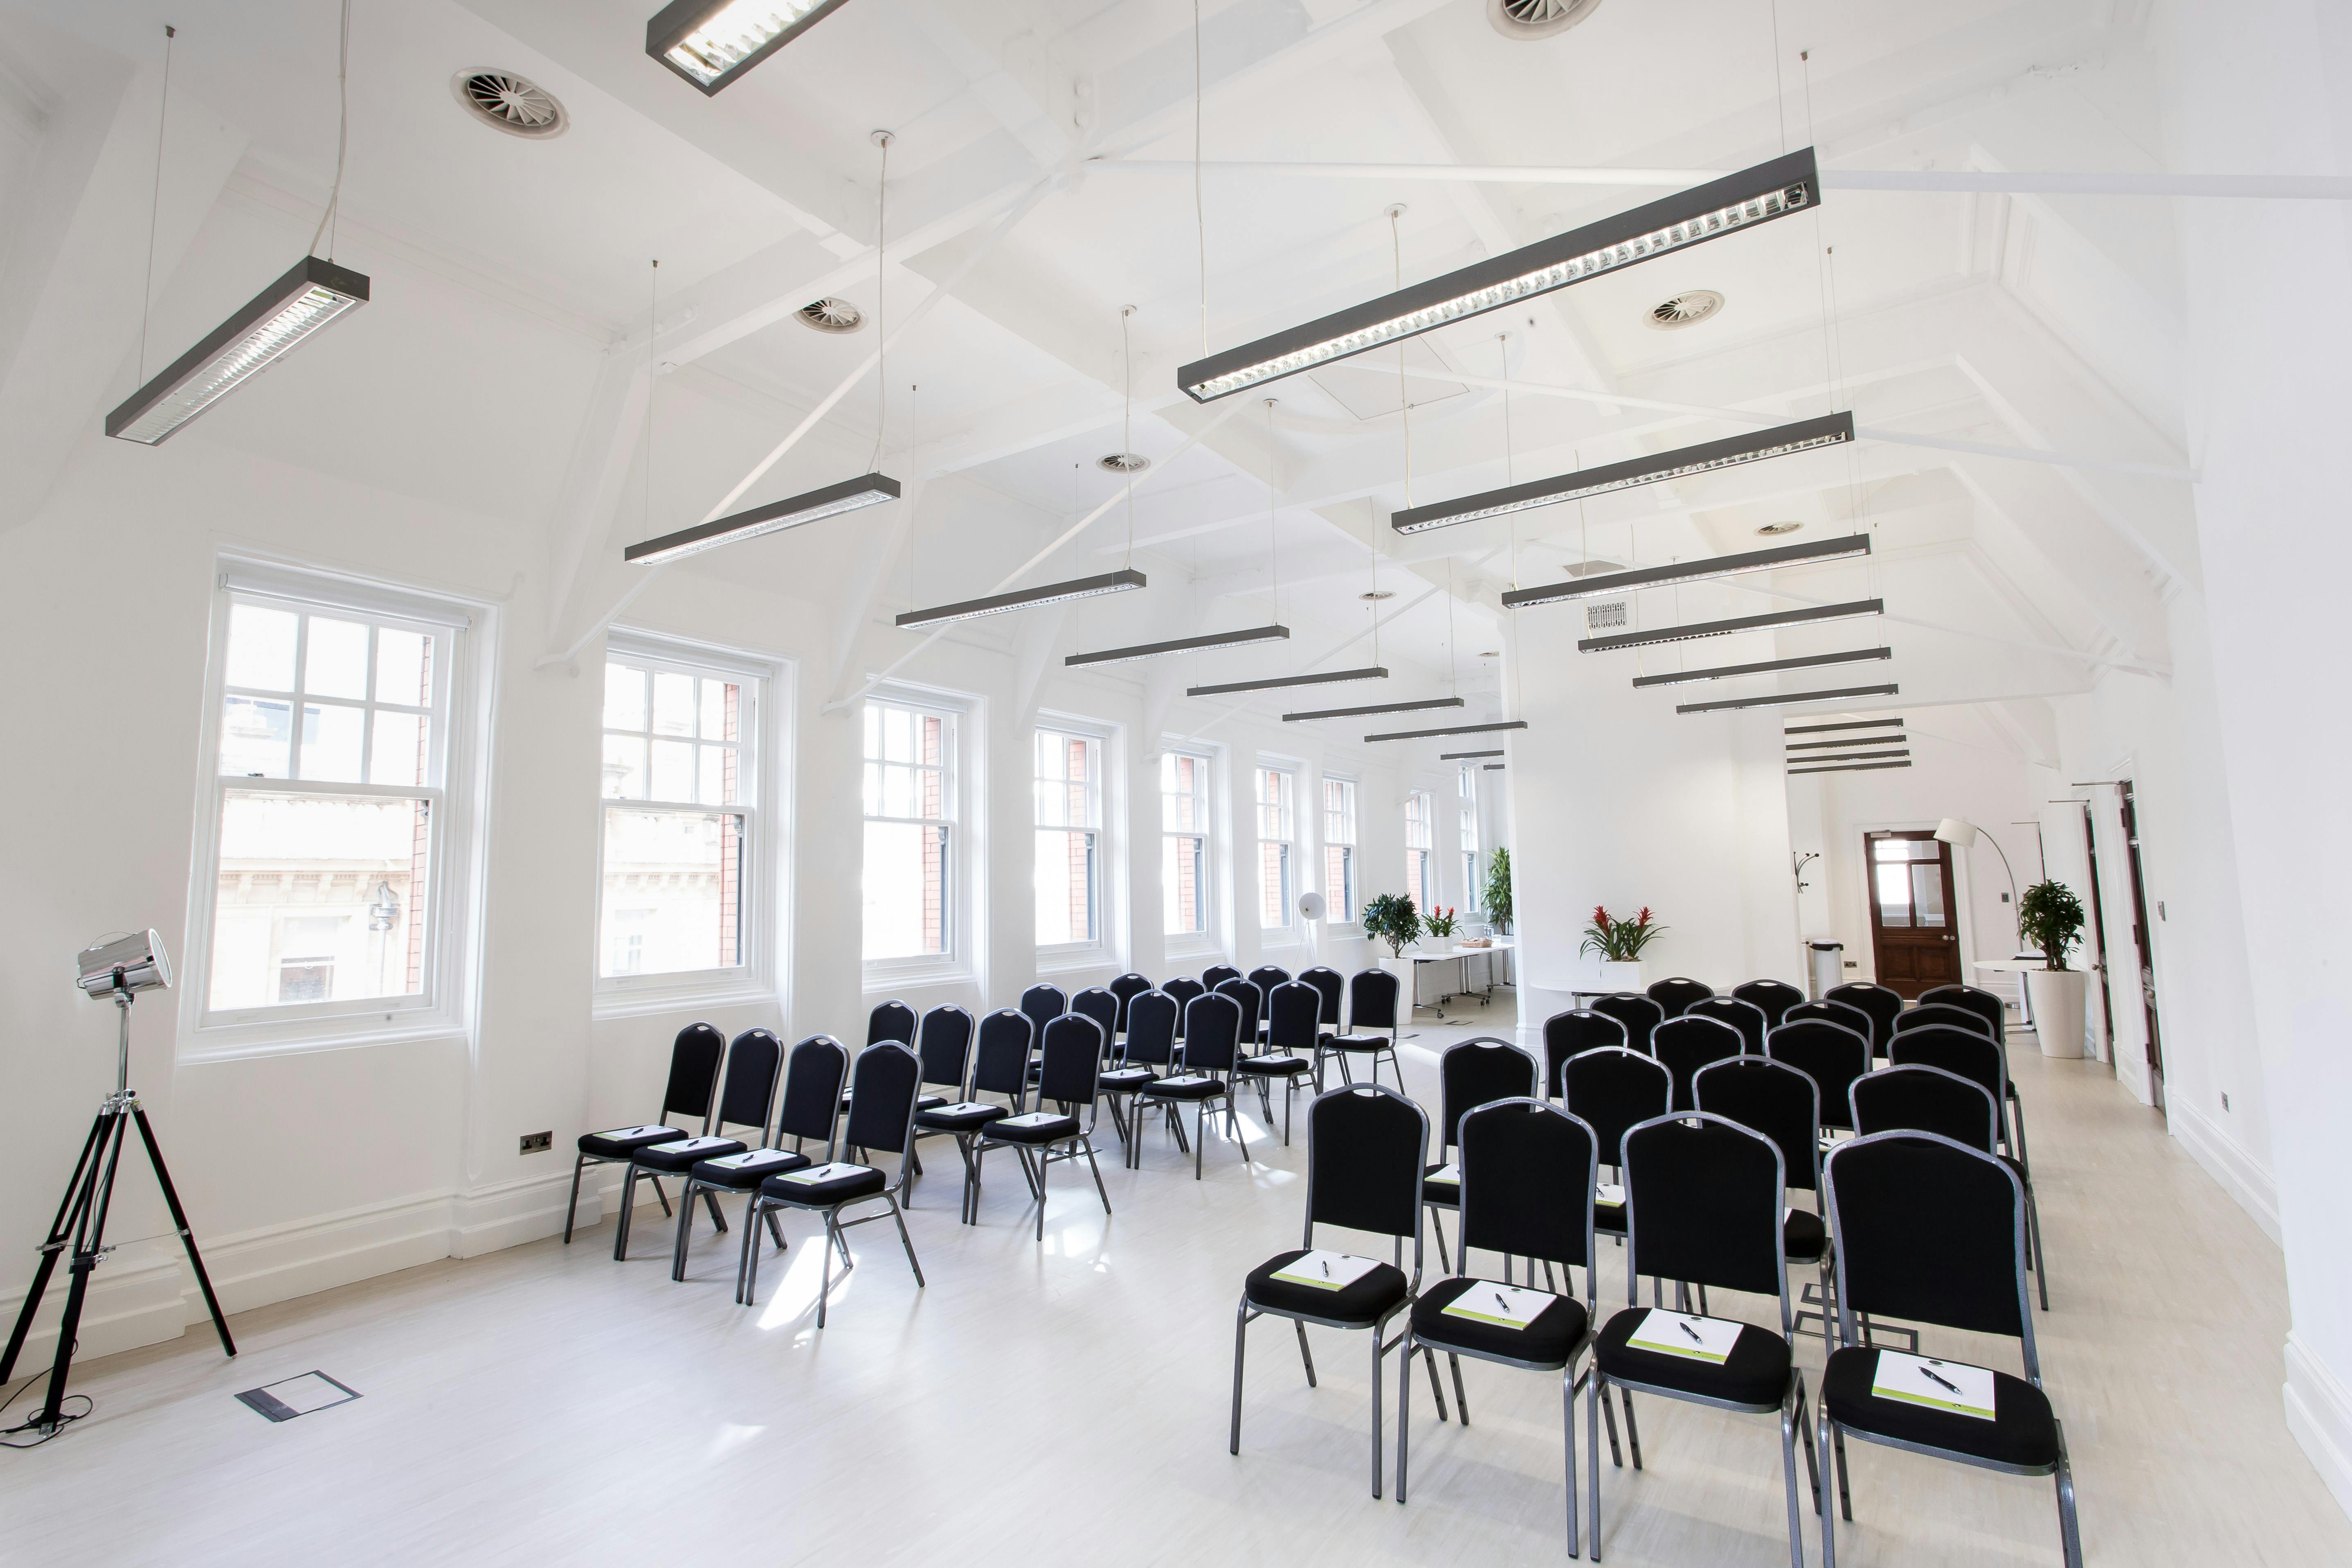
1160, 745, 1219, 960
1405, 788, 1436, 914
180, 557, 495, 1060
1459, 763, 1482, 915
594, 630, 785, 1017
862, 685, 977, 987
1256, 761, 1300, 936
1034, 712, 1123, 970
1322, 773, 1360, 928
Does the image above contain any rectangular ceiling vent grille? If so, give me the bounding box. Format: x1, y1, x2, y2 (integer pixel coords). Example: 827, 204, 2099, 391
1585, 600, 1629, 631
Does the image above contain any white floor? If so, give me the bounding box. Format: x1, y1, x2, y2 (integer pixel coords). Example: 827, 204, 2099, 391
4, 1003, 2347, 1566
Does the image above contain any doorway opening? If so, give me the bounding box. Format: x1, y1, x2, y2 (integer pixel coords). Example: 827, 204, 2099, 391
1864, 830, 1964, 999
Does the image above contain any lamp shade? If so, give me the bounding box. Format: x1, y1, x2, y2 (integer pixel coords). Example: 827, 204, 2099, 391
1933, 817, 1978, 847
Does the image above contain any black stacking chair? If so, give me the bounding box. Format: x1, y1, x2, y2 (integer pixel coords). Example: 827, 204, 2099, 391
1237, 980, 1319, 1144
1645, 976, 1714, 1019
746, 1039, 924, 1326
1589, 1113, 1817, 1567
1072, 986, 1119, 1044
912, 1006, 973, 1112
1542, 1009, 1628, 1100
1787, 997, 1875, 1039
1202, 963, 1243, 990
1886, 1031, 2047, 1307
1733, 978, 1805, 1026
1919, 983, 2006, 1040
1231, 1082, 1429, 1499
1214, 976, 1264, 1053
1850, 1063, 1998, 1148
1768, 1017, 1873, 1134
1134, 993, 1246, 1177
1248, 964, 1292, 1000
1896, 1002, 1995, 1039
1561, 1046, 1669, 1247
1422, 1038, 1537, 1272
867, 999, 917, 1046
613, 1027, 784, 1262
1100, 990, 1180, 1154
1824, 982, 1902, 1055
1818, 1132, 2081, 1568
1019, 983, 1067, 1040
567, 1021, 724, 1245
1696, 1055, 1833, 1333
1397, 1098, 1599, 1551
1108, 972, 1154, 1032
1688, 994, 1767, 1056
1162, 974, 1207, 1030
1588, 991, 1663, 1055
1317, 967, 1403, 1089
678, 1034, 846, 1299
915, 1009, 1031, 1225
974, 1013, 1113, 1239
1300, 965, 1346, 1035
1650, 1014, 1743, 1113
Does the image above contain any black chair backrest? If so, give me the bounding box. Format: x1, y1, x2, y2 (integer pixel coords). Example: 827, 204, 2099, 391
1162, 975, 1207, 1021
1108, 973, 1154, 1030
1180, 992, 1243, 1075
1731, 978, 1804, 1026
1123, 991, 1181, 1069
1889, 1025, 2010, 1138
1694, 1055, 1822, 1192
1299, 965, 1345, 1025
1646, 976, 1714, 1019
662, 1022, 727, 1126
1786, 998, 1873, 1039
1823, 982, 1902, 1052
1304, 1084, 1427, 1243
866, 1001, 917, 1048
1895, 1002, 1995, 1040
716, 1029, 784, 1132
1266, 981, 1322, 1053
1542, 1010, 1628, 1098
1459, 1099, 1596, 1273
1849, 1065, 1998, 1152
1347, 967, 1401, 1032
1766, 1018, 1873, 1132
1037, 1014, 1105, 1106
1588, 991, 1663, 1054
1624, 1113, 1787, 1302
1650, 1015, 1744, 1113
1213, 976, 1262, 1042
1438, 1038, 1537, 1155
1562, 1046, 1670, 1172
915, 1006, 974, 1093
1918, 983, 2004, 1042
1020, 984, 1068, 1039
842, 1040, 921, 1158
1826, 1132, 2032, 1349
1202, 964, 1242, 990
1071, 987, 1119, 1043
1686, 995, 1767, 1055
774, 1035, 849, 1147
1247, 965, 1292, 995
970, 1010, 1035, 1100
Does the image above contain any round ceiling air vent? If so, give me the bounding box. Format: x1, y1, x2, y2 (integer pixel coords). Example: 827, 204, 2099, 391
1756, 520, 1804, 536
1647, 290, 1725, 330
797, 298, 865, 334
451, 70, 568, 139
1098, 452, 1150, 473
1488, 0, 1608, 41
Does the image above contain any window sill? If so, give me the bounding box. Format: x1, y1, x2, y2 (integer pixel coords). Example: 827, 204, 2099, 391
863, 960, 977, 994
1038, 951, 1112, 978
180, 1017, 468, 1065
593, 980, 777, 1022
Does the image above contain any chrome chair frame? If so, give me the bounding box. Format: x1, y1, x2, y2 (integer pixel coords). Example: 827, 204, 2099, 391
675, 1035, 847, 1299
564, 1021, 724, 1245
973, 1013, 1114, 1238
1315, 967, 1404, 1091
1131, 993, 1247, 1177
1422, 1037, 1539, 1273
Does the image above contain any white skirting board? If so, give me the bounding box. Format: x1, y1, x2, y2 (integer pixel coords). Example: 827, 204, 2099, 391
2286, 1334, 2352, 1524
2171, 1101, 2282, 1244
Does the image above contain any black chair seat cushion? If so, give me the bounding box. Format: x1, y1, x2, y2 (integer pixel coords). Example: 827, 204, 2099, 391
632, 1135, 746, 1172
578, 1125, 687, 1159
1236, 1055, 1312, 1077
1142, 1074, 1225, 1102
1784, 1207, 1828, 1263
1595, 1308, 1793, 1409
915, 1102, 1007, 1133
1098, 1067, 1157, 1090
1422, 1161, 1460, 1207
1823, 1347, 2059, 1469
690, 1148, 812, 1189
1594, 1200, 1628, 1235
1330, 1034, 1392, 1052
1412, 1277, 1591, 1367
982, 1112, 1081, 1145
760, 1163, 885, 1205
917, 1093, 949, 1111
1245, 1249, 1410, 1324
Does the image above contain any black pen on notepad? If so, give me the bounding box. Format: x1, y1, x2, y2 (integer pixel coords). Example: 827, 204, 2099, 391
1496, 1292, 1511, 1313
1321, 1258, 1330, 1278
1679, 1320, 1704, 1345
1918, 1362, 1963, 1395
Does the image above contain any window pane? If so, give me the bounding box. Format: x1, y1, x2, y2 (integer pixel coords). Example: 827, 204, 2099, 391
375, 628, 430, 706
1036, 829, 1096, 947
598, 809, 743, 977
371, 710, 424, 786
883, 705, 913, 763
221, 696, 291, 777
226, 603, 297, 691
650, 738, 694, 802
300, 703, 365, 783
1164, 834, 1206, 934
209, 792, 428, 1010
865, 821, 948, 959
1875, 864, 1911, 927
1909, 863, 1948, 927
651, 671, 695, 737
1261, 841, 1291, 927
305, 617, 370, 700
603, 734, 648, 800
698, 744, 732, 807
881, 763, 917, 819
700, 680, 733, 742
603, 662, 646, 731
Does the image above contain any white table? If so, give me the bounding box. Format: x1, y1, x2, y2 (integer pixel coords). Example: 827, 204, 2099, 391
1970, 958, 2047, 1029
1382, 942, 1515, 1018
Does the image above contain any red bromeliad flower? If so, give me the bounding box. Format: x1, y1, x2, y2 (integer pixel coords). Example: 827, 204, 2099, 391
1592, 904, 1611, 927
1635, 907, 1653, 928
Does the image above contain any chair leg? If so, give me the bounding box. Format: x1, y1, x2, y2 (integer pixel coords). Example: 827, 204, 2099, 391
1600, 1372, 1624, 1468
1227, 1094, 1249, 1167
612, 1167, 639, 1261
1195, 1103, 1206, 1181
2054, 1418, 2084, 1568
702, 1187, 728, 1233
1429, 1206, 1452, 1272
1396, 1328, 1414, 1504
741, 1201, 768, 1306
671, 1179, 699, 1282
1780, 1374, 1805, 1568
1832, 1420, 1852, 1521
563, 1156, 586, 1243
1230, 1301, 1251, 1455
1449, 1353, 1470, 1427
733, 1199, 761, 1304
1620, 1389, 1643, 1470
1796, 1373, 1821, 1512
1295, 1319, 1318, 1386
1565, 1364, 1582, 1558
1589, 1372, 1606, 1563
1817, 1413, 1838, 1568
648, 1174, 672, 1218
1081, 1136, 1112, 1216
1420, 1344, 1450, 1423
816, 1210, 835, 1328
888, 1195, 924, 1288
1035, 1143, 1051, 1240
764, 1208, 787, 1251
2027, 1185, 2051, 1310
1283, 1080, 1294, 1145
1370, 1318, 1386, 1499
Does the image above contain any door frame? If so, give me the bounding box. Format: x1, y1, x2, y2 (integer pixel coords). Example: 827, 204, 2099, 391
1855, 818, 1977, 988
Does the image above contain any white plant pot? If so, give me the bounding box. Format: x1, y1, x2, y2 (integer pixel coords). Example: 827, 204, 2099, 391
1599, 960, 1646, 993
2026, 969, 2088, 1058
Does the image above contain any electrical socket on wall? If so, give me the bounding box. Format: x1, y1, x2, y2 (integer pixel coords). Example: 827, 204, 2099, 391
1844, 960, 1858, 969
2221, 1093, 2230, 1112
519, 1131, 553, 1155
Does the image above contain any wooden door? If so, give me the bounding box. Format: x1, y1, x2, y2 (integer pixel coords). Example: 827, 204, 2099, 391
1865, 831, 1963, 999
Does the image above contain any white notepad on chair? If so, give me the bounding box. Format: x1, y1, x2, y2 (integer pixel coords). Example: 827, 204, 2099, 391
997, 1111, 1064, 1129
1624, 1309, 1741, 1364
1871, 1351, 1996, 1421
779, 1161, 864, 1185
1595, 1182, 1626, 1210
935, 1101, 993, 1116
1427, 1162, 1460, 1188
1271, 1250, 1381, 1291
1441, 1282, 1554, 1330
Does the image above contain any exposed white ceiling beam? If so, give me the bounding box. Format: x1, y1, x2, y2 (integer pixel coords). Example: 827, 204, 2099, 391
1094, 160, 2352, 199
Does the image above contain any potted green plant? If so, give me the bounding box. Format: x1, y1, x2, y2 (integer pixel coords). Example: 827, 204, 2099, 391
1580, 904, 1665, 991
1362, 892, 1421, 958
1482, 847, 1512, 935
2017, 879, 2089, 1059
1426, 906, 1458, 941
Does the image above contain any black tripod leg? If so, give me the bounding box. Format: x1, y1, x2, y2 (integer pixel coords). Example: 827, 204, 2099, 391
131, 1109, 235, 1358
0, 1112, 106, 1383
41, 1112, 131, 1430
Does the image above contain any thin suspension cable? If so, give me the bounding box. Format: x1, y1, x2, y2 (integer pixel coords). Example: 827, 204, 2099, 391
137, 24, 176, 384
1446, 555, 1457, 694
1391, 206, 1411, 506
644, 260, 658, 535
1194, 0, 1207, 354
1121, 305, 1137, 569
907, 382, 920, 604
871, 132, 891, 471
1264, 398, 1279, 619
1500, 334, 1523, 721
1769, 0, 1789, 156
310, 0, 351, 257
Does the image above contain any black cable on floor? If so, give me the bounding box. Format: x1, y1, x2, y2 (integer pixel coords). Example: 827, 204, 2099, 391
0, 1359, 95, 1448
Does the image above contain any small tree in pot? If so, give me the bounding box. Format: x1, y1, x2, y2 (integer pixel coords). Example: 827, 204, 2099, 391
2017, 880, 2086, 969
2016, 879, 2090, 1059
1482, 846, 1513, 934
1362, 892, 1422, 958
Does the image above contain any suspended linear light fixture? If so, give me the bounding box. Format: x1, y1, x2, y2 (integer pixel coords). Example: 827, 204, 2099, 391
1676, 683, 1898, 715
1438, 748, 1505, 760
1788, 734, 1904, 751
1178, 148, 1819, 402
1188, 666, 1388, 698
1363, 720, 1530, 743
1788, 759, 1913, 775
1580, 598, 1881, 652
1632, 647, 1892, 688
1785, 718, 1905, 736
1066, 625, 1289, 668
896, 568, 1145, 628
1790, 748, 1912, 764
1392, 413, 1853, 535
1502, 533, 1871, 610
646, 0, 852, 94
1283, 696, 1464, 723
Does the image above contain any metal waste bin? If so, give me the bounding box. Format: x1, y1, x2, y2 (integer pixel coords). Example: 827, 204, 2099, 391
1807, 940, 1844, 1000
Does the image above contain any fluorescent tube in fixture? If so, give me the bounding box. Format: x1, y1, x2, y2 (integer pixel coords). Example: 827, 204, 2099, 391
1178, 149, 1819, 402
1283, 696, 1464, 723
1788, 759, 1913, 775
106, 256, 369, 445
1789, 749, 1912, 764
1787, 735, 1905, 752
1785, 718, 1904, 736
1677, 683, 1898, 715
1363, 720, 1530, 743
1632, 647, 1891, 688
1392, 414, 1853, 535
647, 0, 851, 94
1188, 666, 1389, 698
897, 569, 1145, 629
626, 474, 899, 565
1580, 599, 1883, 653
1438, 748, 1505, 760
1502, 534, 1871, 610
1066, 625, 1290, 668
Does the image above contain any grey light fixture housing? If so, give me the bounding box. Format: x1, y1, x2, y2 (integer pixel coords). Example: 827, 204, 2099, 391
1676, 683, 1898, 715
646, 0, 853, 94
1283, 696, 1464, 723
106, 256, 370, 445
1363, 720, 1531, 743
1787, 734, 1904, 751
1392, 413, 1853, 535
896, 569, 1145, 629
1187, 666, 1389, 698
1788, 759, 1913, 775
1580, 599, 1884, 653
1177, 148, 1819, 402
1631, 647, 1892, 688
1502, 533, 1871, 610
626, 473, 899, 564
1066, 624, 1290, 668
1785, 717, 1905, 736
1438, 748, 1505, 760
1483, 762, 1506, 770
1791, 748, 1912, 764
